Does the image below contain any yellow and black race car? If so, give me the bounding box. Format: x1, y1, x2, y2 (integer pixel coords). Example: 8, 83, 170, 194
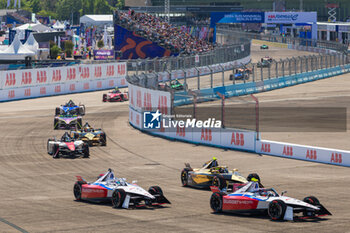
181, 158, 261, 190
71, 122, 106, 146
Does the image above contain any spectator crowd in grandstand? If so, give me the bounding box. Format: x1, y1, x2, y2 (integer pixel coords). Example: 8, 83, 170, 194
115, 10, 214, 55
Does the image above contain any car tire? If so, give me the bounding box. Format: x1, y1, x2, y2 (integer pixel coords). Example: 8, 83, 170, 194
112, 189, 126, 208
55, 107, 60, 116
54, 119, 58, 130
181, 169, 189, 186
53, 144, 60, 159
210, 192, 224, 213
148, 186, 163, 196
73, 181, 84, 201
102, 94, 107, 102
47, 139, 53, 155
83, 144, 89, 158
100, 134, 107, 146
77, 118, 82, 130
212, 175, 226, 190
268, 200, 287, 221
303, 196, 320, 217
79, 106, 85, 116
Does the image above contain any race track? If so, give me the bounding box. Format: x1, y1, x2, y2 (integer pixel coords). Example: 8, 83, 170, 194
0, 45, 349, 233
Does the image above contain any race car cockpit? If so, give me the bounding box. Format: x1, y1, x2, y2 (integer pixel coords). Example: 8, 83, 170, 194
203, 157, 219, 169
82, 122, 94, 132
66, 100, 76, 107
61, 132, 73, 142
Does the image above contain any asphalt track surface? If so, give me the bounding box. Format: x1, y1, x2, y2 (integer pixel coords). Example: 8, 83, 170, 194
0, 45, 349, 233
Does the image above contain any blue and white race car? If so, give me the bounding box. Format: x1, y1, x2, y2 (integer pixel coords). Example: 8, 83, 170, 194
55, 100, 85, 116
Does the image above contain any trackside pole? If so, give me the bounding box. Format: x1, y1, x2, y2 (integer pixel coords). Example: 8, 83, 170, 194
216, 92, 225, 128
250, 94, 259, 140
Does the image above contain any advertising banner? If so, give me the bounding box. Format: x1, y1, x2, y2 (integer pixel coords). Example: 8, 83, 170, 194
93, 50, 114, 60
265, 12, 317, 24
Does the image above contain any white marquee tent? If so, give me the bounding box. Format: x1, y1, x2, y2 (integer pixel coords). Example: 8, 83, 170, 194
80, 15, 113, 27
0, 34, 36, 60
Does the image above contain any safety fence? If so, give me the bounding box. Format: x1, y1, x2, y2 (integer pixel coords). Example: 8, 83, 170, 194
127, 49, 350, 167
0, 62, 127, 102
216, 27, 348, 53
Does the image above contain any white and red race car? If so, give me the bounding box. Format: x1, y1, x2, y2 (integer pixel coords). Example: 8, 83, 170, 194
73, 169, 171, 208
102, 89, 128, 102
47, 132, 89, 158
210, 182, 331, 221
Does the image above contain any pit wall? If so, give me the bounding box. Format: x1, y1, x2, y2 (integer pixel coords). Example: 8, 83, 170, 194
0, 62, 128, 102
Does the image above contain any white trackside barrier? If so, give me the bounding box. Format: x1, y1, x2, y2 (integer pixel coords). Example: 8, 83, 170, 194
256, 140, 350, 167
0, 62, 127, 102
128, 82, 350, 167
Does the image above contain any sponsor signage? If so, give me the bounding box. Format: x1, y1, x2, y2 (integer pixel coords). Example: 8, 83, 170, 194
265, 12, 317, 24
93, 50, 114, 60
218, 12, 264, 23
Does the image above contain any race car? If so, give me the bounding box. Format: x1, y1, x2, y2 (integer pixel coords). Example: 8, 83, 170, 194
73, 169, 171, 209
170, 79, 185, 91
181, 158, 261, 190
47, 132, 89, 158
257, 57, 273, 68
229, 68, 251, 80
102, 88, 128, 102
71, 122, 107, 146
55, 100, 85, 116
54, 113, 82, 130
260, 44, 269, 49
210, 181, 332, 221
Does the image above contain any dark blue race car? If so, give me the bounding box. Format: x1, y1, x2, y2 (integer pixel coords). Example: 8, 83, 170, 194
55, 100, 85, 116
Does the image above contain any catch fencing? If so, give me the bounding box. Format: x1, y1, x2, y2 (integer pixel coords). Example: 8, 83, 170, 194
216, 27, 348, 53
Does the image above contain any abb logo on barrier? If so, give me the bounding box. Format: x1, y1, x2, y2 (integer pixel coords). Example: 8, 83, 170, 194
136, 90, 142, 108
109, 80, 114, 87
40, 87, 46, 95
283, 146, 293, 156
117, 63, 126, 76
55, 85, 61, 93
107, 65, 115, 76
24, 88, 31, 97
176, 126, 185, 137
201, 129, 212, 141
37, 70, 47, 84
94, 66, 102, 78
330, 153, 342, 164
80, 67, 90, 79
129, 88, 134, 106
21, 72, 32, 85
231, 133, 244, 146
306, 149, 317, 160
97, 81, 102, 88
69, 84, 76, 91
67, 68, 76, 80
136, 114, 140, 126
261, 143, 271, 153
121, 78, 126, 86
52, 70, 62, 82
158, 96, 168, 115
143, 93, 152, 111
84, 83, 89, 90
5, 73, 16, 87
8, 90, 15, 98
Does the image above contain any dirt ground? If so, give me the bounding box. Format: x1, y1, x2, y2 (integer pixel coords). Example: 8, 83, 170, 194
0, 44, 349, 233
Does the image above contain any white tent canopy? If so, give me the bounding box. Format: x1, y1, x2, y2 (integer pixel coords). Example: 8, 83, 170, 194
52, 20, 65, 30
16, 23, 53, 32
24, 33, 39, 53
0, 34, 36, 60
80, 15, 113, 27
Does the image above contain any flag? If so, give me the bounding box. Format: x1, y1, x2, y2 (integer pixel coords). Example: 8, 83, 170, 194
58, 36, 61, 49
18, 0, 21, 8
14, 0, 17, 8
7, 0, 10, 8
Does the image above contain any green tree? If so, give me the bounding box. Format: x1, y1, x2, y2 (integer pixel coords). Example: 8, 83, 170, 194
64, 40, 74, 57
97, 40, 104, 49
50, 45, 62, 59
56, 0, 82, 21
29, 0, 41, 13
94, 0, 111, 14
